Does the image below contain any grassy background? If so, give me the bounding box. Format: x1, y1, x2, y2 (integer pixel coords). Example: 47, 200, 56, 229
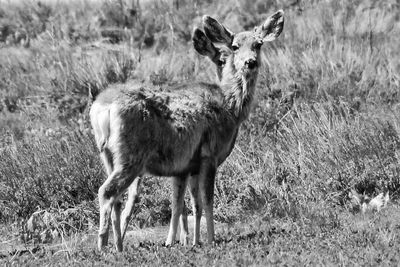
1, 0, 400, 265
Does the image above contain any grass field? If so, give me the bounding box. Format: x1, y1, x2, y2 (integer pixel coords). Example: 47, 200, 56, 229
1, 0, 400, 265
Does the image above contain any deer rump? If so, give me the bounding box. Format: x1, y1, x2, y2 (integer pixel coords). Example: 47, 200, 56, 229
91, 81, 239, 177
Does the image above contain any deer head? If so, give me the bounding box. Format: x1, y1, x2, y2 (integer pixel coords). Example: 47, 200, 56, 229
202, 10, 284, 78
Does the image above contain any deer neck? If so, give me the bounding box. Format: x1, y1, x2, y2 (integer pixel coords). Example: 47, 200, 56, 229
221, 57, 258, 123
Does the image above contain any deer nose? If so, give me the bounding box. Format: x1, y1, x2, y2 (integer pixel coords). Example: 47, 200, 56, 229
245, 59, 257, 69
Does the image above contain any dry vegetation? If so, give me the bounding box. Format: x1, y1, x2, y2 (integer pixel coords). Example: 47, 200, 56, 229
1, 0, 400, 265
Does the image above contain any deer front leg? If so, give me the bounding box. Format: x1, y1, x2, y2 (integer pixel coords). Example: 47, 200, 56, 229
166, 176, 188, 246
188, 174, 203, 246
179, 203, 189, 246
199, 159, 216, 245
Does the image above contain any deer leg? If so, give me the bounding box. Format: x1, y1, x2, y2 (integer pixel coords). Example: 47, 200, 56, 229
166, 176, 187, 246
98, 166, 140, 251
101, 148, 125, 251
199, 159, 216, 245
188, 174, 203, 246
100, 148, 114, 176
179, 202, 189, 246
111, 200, 123, 252
96, 150, 113, 250
98, 185, 114, 250
120, 177, 142, 241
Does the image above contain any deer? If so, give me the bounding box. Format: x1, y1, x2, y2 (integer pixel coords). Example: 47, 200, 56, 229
90, 28, 227, 249
89, 10, 284, 252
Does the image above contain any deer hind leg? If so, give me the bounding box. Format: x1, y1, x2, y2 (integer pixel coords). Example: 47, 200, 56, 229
100, 147, 126, 251
98, 165, 142, 252
188, 174, 203, 246
166, 176, 188, 246
199, 159, 216, 245
100, 148, 114, 176
100, 148, 142, 245
111, 200, 123, 251
120, 177, 142, 241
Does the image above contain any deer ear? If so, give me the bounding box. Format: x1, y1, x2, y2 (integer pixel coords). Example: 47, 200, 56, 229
255, 10, 284, 42
193, 28, 221, 58
193, 28, 216, 56
202, 15, 234, 46
193, 28, 224, 67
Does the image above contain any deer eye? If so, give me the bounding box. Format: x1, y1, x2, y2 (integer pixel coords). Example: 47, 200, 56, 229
231, 44, 239, 51
253, 41, 263, 50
